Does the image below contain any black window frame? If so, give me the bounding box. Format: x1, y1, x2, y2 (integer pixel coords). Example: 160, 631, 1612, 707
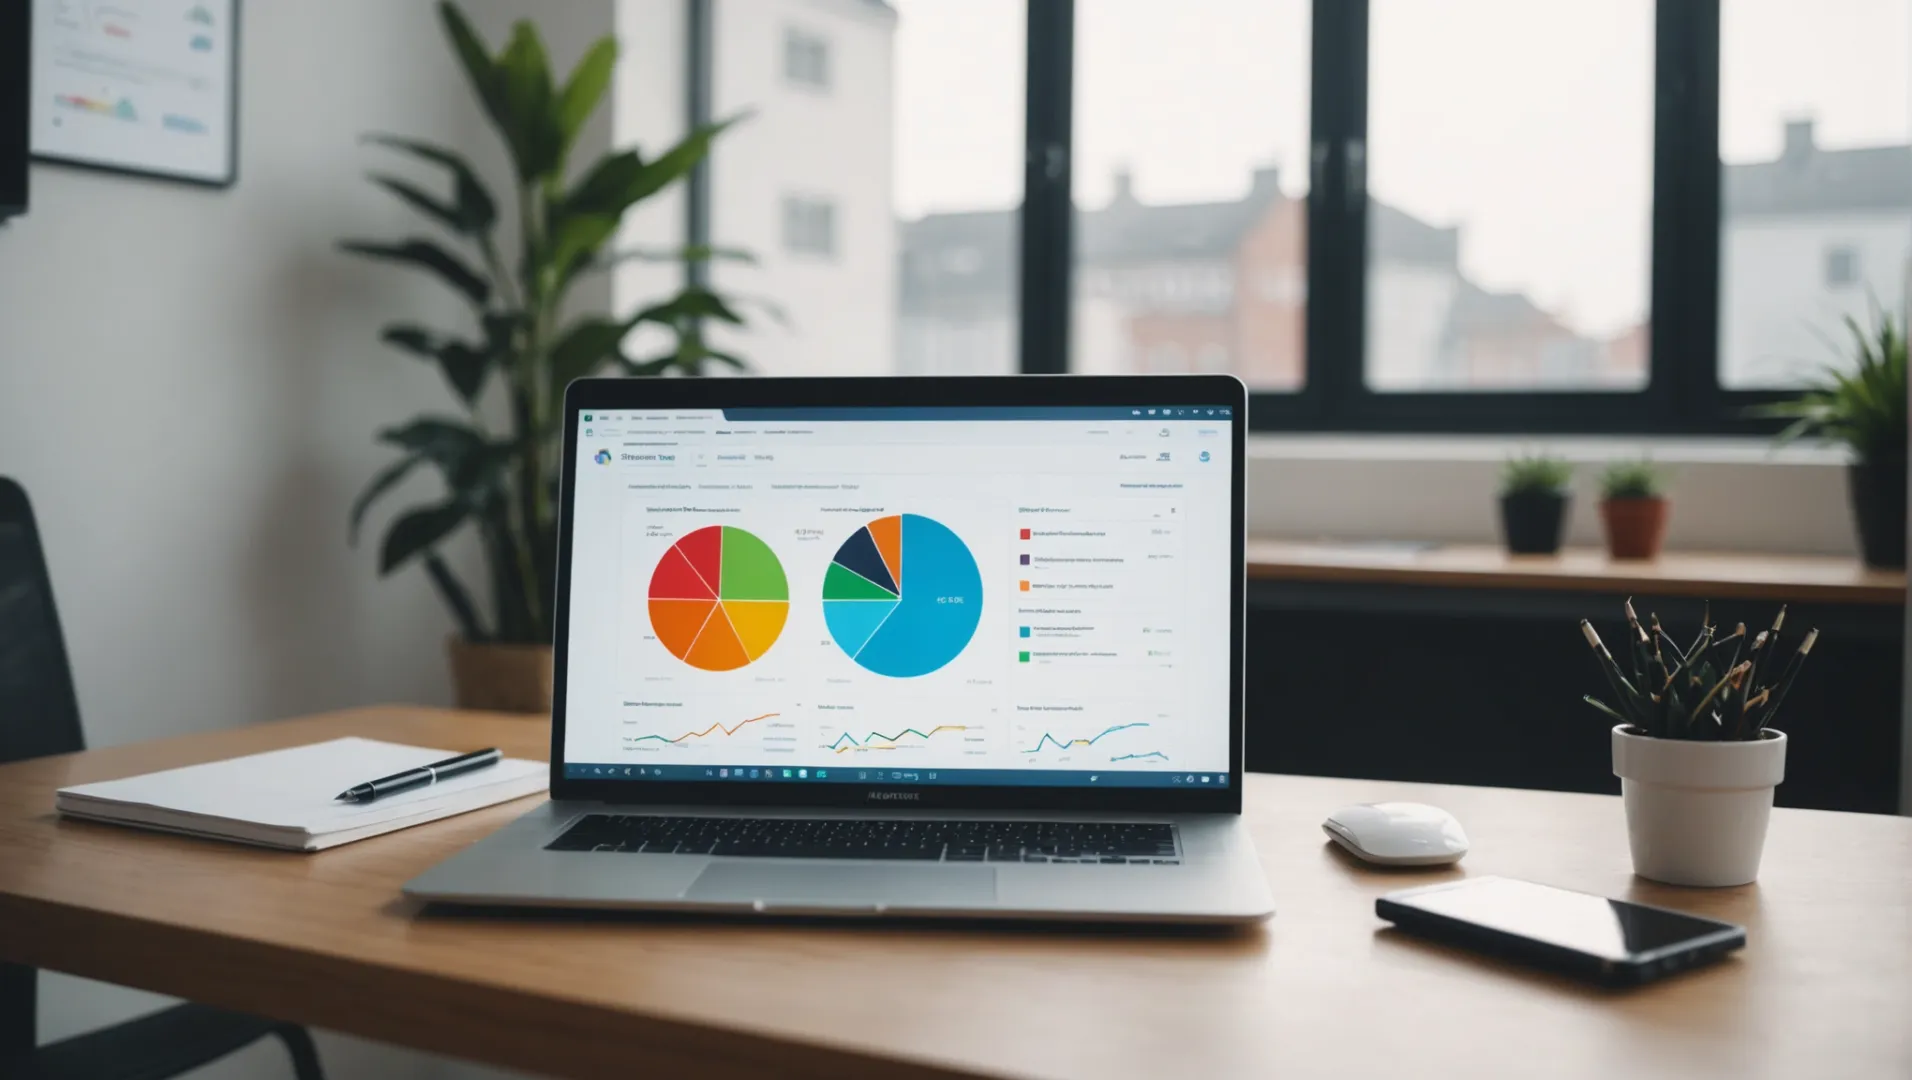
1010, 0, 1797, 435
685, 0, 1807, 434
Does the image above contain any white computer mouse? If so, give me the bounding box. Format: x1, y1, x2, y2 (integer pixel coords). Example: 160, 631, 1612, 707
1322, 802, 1469, 866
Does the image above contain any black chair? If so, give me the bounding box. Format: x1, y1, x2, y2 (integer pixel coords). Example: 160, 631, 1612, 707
0, 477, 325, 1080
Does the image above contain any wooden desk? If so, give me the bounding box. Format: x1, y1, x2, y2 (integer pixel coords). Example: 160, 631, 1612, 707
1246, 540, 1908, 606
2, 707, 1907, 1079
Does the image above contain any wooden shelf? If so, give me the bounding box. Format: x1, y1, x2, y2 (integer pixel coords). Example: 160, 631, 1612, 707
1246, 540, 1907, 605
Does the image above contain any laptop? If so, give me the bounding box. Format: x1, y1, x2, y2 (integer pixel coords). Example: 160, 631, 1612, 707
405, 375, 1273, 924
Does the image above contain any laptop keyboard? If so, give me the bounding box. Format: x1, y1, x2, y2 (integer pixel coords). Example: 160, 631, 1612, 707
547, 814, 1181, 864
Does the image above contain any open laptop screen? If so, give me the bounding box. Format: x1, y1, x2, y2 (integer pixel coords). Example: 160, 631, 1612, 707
559, 403, 1235, 791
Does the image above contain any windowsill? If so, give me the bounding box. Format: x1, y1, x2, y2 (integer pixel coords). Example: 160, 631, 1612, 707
1241, 433, 1861, 556
1248, 433, 1851, 468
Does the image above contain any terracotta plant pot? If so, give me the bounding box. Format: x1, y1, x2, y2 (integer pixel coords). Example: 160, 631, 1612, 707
1600, 496, 1669, 560
447, 637, 553, 715
1611, 725, 1787, 887
1847, 456, 1906, 569
1498, 490, 1569, 555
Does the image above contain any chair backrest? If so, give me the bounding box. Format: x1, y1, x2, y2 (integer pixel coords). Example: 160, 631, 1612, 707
0, 476, 83, 1061
0, 476, 83, 765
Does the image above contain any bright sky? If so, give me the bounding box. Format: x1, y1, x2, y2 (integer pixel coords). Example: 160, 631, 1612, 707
892, 0, 1911, 339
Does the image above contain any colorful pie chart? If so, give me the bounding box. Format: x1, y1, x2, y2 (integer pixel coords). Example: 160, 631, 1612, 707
823, 514, 982, 678
648, 525, 789, 672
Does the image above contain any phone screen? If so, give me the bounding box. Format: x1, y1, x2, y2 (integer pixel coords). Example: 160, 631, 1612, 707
1393, 877, 1735, 960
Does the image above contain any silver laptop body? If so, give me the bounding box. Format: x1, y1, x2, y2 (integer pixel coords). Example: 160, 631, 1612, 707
406, 375, 1273, 924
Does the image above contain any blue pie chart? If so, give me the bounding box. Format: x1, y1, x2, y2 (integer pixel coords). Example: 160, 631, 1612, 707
822, 513, 983, 677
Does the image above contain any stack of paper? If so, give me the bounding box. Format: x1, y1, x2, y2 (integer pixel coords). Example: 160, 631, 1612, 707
56, 737, 548, 851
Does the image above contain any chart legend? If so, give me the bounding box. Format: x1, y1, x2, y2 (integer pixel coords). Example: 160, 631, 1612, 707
648, 526, 789, 671
823, 513, 983, 677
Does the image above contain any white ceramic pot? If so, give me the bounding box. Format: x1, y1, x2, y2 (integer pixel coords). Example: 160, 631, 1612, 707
1610, 725, 1787, 887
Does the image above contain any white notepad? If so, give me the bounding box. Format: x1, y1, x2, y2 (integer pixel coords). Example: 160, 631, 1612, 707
55, 737, 548, 851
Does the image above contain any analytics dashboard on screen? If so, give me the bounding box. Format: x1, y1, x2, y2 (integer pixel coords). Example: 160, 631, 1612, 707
560, 405, 1235, 789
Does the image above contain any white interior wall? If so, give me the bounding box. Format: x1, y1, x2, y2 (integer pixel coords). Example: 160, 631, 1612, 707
0, 2, 615, 1076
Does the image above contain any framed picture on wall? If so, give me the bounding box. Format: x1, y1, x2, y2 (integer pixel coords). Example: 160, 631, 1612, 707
29, 0, 239, 187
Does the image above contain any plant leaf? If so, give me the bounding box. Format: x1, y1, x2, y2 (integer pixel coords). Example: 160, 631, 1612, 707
632, 286, 747, 327
555, 37, 617, 152
375, 418, 514, 502
546, 211, 621, 289
361, 132, 500, 234
339, 239, 491, 305
1583, 695, 1630, 725
497, 21, 560, 178
615, 353, 678, 377
547, 316, 631, 388
1751, 303, 1908, 460
424, 553, 487, 641
363, 135, 499, 234
566, 114, 745, 218
350, 452, 424, 545
438, 3, 510, 138
368, 174, 468, 235
594, 243, 757, 268
377, 416, 487, 462
380, 325, 493, 404
379, 500, 472, 575
564, 149, 647, 217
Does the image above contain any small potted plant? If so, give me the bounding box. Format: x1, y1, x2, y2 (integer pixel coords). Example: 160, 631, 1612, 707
1755, 304, 1907, 568
1598, 458, 1670, 560
1499, 453, 1572, 555
1581, 601, 1816, 887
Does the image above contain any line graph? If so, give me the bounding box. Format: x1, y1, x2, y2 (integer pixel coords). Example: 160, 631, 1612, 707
1110, 751, 1169, 763
632, 712, 779, 746
1020, 722, 1149, 754
825, 725, 969, 753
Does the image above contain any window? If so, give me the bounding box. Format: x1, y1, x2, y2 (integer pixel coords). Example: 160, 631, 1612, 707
1718, 0, 1911, 389
1365, 0, 1652, 393
891, 0, 1026, 376
784, 27, 830, 89
706, 1, 1026, 377
695, 1, 1906, 428
1068, 0, 1312, 390
1825, 246, 1861, 288
781, 195, 837, 256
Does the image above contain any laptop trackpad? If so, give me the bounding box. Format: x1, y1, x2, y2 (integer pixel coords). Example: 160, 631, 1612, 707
685, 862, 997, 910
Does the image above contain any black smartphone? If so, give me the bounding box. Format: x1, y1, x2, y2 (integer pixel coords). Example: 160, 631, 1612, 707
1376, 876, 1746, 987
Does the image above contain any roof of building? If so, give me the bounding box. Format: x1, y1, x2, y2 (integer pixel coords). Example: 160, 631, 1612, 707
1080, 187, 1281, 263
1371, 203, 1460, 266
899, 171, 1460, 308
1727, 121, 1912, 216
1442, 281, 1556, 334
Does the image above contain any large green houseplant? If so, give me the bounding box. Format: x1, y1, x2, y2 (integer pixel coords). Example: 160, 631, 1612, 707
1756, 304, 1908, 568
343, 3, 748, 710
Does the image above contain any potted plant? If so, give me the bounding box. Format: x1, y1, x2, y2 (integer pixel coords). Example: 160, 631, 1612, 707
1598, 458, 1669, 560
341, 4, 751, 712
1580, 601, 1816, 886
1498, 453, 1572, 555
1755, 304, 1907, 568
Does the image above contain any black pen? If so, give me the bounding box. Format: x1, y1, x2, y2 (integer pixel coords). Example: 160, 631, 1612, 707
334, 748, 502, 804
